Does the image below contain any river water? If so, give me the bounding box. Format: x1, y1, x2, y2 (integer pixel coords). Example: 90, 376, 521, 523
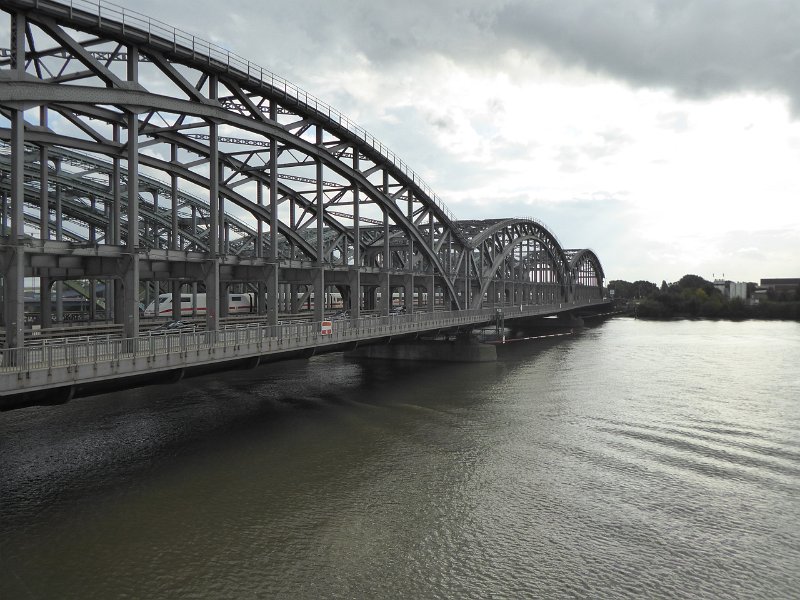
1, 318, 799, 599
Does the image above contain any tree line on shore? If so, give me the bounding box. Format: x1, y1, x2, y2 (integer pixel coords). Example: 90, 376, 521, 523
609, 275, 800, 320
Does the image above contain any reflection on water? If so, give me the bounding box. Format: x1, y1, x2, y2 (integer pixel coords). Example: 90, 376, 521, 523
1, 318, 799, 598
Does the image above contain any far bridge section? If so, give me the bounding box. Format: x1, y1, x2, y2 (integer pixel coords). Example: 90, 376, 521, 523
0, 0, 610, 407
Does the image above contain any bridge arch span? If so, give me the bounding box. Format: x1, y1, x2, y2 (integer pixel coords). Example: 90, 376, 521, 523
0, 0, 607, 350
458, 218, 573, 308
566, 249, 606, 302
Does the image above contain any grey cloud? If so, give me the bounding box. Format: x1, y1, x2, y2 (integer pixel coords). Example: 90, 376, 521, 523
120, 1, 800, 115
491, 1, 800, 112
428, 114, 456, 132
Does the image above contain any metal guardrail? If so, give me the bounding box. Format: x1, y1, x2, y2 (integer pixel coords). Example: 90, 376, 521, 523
0, 300, 605, 378
15, 0, 458, 225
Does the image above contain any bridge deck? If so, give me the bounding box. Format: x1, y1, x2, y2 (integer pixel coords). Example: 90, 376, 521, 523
0, 299, 610, 404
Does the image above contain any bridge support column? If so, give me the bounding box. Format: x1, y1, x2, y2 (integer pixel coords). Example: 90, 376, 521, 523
4, 101, 26, 351
113, 278, 124, 328
1, 11, 26, 353
313, 268, 325, 322
171, 281, 181, 321
363, 286, 377, 311
54, 280, 63, 324
121, 255, 140, 339
379, 271, 391, 316
265, 263, 279, 326
204, 259, 220, 331
428, 274, 435, 311
348, 268, 361, 321
2, 249, 24, 352
403, 274, 414, 314
219, 281, 229, 318
41, 277, 53, 329
89, 279, 97, 321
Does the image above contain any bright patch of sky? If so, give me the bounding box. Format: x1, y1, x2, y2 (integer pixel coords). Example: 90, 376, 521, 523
115, 0, 800, 283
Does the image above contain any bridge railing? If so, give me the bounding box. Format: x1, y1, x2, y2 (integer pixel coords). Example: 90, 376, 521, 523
22, 0, 456, 225
0, 301, 608, 378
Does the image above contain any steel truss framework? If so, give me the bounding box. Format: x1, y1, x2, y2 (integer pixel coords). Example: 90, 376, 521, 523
0, 0, 605, 350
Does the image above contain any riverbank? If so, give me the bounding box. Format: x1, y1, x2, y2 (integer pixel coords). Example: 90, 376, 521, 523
635, 299, 799, 320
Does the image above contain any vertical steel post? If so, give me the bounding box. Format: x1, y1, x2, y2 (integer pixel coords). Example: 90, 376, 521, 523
381, 170, 390, 316
205, 75, 220, 332
428, 211, 435, 312
463, 244, 469, 311
170, 143, 179, 251
313, 127, 325, 322
256, 180, 266, 316
266, 100, 279, 325
382, 169, 391, 263
39, 112, 53, 329
4, 13, 27, 352
39, 130, 49, 243
349, 149, 361, 321
106, 125, 119, 323
122, 46, 141, 339
404, 191, 414, 314
170, 143, 181, 321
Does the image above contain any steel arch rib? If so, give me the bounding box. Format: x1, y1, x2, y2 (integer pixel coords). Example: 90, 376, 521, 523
467, 218, 572, 298
566, 248, 605, 298
470, 235, 570, 309
567, 248, 605, 282
468, 218, 569, 266
0, 104, 351, 261
0, 0, 609, 317
0, 2, 467, 300
0, 130, 320, 258
0, 79, 462, 301
0, 144, 264, 252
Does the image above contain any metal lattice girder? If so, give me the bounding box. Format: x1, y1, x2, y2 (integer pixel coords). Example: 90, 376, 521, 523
0, 1, 474, 298
0, 0, 606, 349
0, 141, 282, 253
565, 248, 605, 293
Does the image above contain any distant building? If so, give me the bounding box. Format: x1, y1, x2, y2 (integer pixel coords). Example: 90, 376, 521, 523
757, 278, 800, 301
760, 278, 800, 291
713, 279, 748, 301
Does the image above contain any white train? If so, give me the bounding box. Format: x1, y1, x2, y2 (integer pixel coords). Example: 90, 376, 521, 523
143, 292, 255, 317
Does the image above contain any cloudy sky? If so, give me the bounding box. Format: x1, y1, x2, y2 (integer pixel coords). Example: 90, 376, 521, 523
116, 0, 800, 283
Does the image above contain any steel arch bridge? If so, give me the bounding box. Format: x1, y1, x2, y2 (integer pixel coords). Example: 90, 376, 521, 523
0, 0, 606, 352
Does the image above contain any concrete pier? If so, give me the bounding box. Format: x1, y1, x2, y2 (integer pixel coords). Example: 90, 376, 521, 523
347, 340, 497, 363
